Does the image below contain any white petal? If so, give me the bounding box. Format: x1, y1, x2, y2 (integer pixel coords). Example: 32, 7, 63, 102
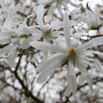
52, 22, 63, 30
0, 44, 11, 57
43, 53, 62, 63
0, 37, 11, 44
85, 26, 91, 32
8, 49, 17, 68
37, 5, 44, 29
55, 37, 67, 48
67, 59, 77, 95
21, 36, 35, 49
73, 32, 82, 39
30, 41, 67, 53
75, 58, 93, 93
51, 31, 62, 37
92, 51, 103, 57
47, 4, 55, 21
93, 59, 103, 73
42, 38, 48, 57
76, 36, 103, 51
66, 82, 71, 97
80, 15, 90, 24
36, 54, 68, 83
36, 54, 68, 72
64, 11, 71, 49
68, 1, 80, 8
67, 20, 76, 27
77, 55, 103, 73
17, 26, 37, 34
78, 74, 86, 85
3, 18, 12, 30
57, 3, 63, 17
36, 62, 60, 84
13, 3, 21, 14
34, 31, 43, 41
0, 31, 16, 40
38, 0, 54, 5
86, 10, 96, 27
99, 26, 103, 35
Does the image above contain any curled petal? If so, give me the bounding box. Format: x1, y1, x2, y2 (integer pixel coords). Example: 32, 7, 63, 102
21, 36, 35, 49
78, 74, 86, 85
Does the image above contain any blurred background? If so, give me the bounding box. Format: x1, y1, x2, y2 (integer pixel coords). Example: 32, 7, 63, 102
0, 0, 103, 103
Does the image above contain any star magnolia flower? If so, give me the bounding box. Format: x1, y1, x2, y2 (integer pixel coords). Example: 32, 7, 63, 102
80, 8, 102, 32
0, 18, 35, 67
34, 5, 75, 57
38, 0, 80, 17
30, 11, 103, 96
35, 4, 74, 41
0, 0, 21, 23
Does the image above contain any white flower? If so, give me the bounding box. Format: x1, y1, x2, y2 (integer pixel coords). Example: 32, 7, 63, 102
0, 18, 35, 67
0, 0, 21, 21
31, 5, 75, 57
80, 8, 102, 32
35, 5, 75, 41
35, 5, 63, 41
30, 11, 103, 96
33, 5, 75, 57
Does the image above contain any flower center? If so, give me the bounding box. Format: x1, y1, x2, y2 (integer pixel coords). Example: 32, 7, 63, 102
45, 28, 52, 35
68, 48, 76, 57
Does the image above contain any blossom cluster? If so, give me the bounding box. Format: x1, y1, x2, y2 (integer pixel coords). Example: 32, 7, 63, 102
0, 0, 103, 96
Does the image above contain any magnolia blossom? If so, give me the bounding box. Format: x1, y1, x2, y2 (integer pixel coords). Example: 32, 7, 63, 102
34, 5, 75, 57
35, 5, 63, 41
38, 0, 80, 17
80, 9, 102, 32
36, 5, 76, 41
0, 18, 35, 67
30, 11, 103, 96
0, 0, 21, 23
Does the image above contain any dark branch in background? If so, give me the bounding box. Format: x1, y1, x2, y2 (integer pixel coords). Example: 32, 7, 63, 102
13, 56, 44, 103
17, 11, 28, 17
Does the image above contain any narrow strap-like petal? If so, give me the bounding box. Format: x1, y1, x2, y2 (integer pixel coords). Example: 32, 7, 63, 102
67, 59, 77, 95
36, 54, 68, 73
36, 54, 68, 83
47, 4, 55, 21
57, 3, 63, 17
64, 11, 71, 49
37, 5, 44, 29
8, 48, 17, 68
75, 58, 93, 93
30, 41, 67, 53
76, 36, 103, 51
66, 82, 71, 97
